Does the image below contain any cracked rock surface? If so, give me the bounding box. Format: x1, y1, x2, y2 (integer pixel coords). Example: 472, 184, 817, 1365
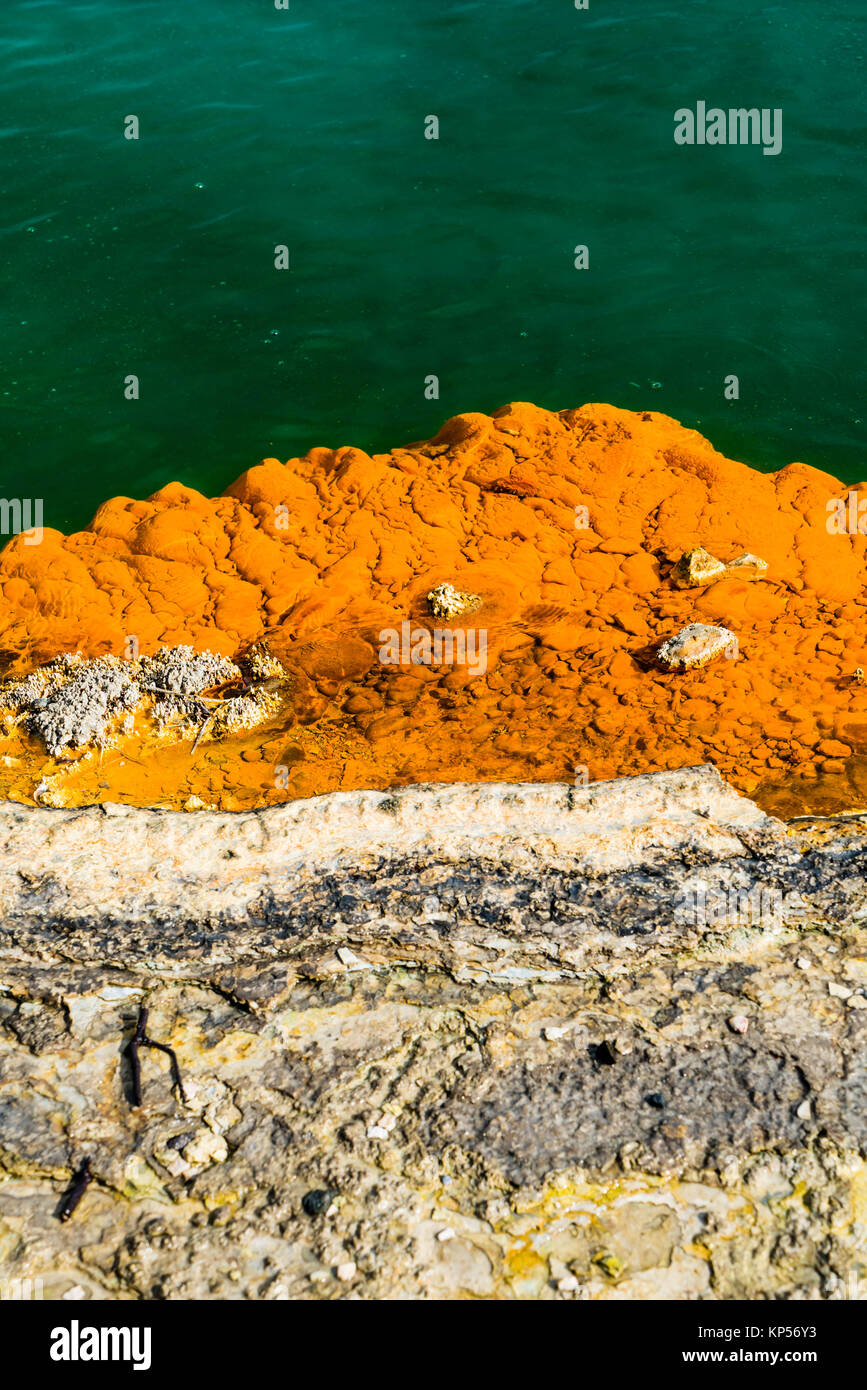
0, 765, 865, 1300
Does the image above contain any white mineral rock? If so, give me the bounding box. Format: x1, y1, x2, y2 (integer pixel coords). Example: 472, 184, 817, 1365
657, 623, 736, 671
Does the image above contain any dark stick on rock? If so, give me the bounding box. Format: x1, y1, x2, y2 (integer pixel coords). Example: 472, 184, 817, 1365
58, 1158, 93, 1222
125, 1007, 147, 1108
125, 1006, 186, 1106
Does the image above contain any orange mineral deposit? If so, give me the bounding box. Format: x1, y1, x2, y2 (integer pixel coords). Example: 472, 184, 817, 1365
0, 402, 865, 818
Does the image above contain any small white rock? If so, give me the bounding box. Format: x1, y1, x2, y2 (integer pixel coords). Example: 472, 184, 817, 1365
796, 957, 811, 971
847, 993, 867, 1009
657, 623, 736, 671
544, 1026, 570, 1040
436, 1227, 456, 1242
828, 982, 853, 1000
558, 1275, 579, 1292
183, 1131, 228, 1168
727, 1015, 749, 1035
336, 1261, 357, 1282
727, 552, 768, 576
366, 1125, 389, 1140
336, 946, 372, 970
62, 1285, 88, 1301
161, 1153, 190, 1178
796, 1099, 812, 1120
379, 1113, 397, 1131
671, 548, 727, 590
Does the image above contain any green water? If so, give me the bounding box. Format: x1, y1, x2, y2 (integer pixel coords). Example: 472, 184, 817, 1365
2, 0, 864, 534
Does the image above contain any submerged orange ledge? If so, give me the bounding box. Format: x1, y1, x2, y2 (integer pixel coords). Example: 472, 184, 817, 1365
0, 401, 865, 816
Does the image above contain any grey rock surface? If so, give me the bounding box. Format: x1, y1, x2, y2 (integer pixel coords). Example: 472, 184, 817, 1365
0, 765, 865, 1301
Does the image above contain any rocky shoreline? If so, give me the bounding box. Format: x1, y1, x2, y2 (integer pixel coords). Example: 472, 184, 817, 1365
1, 765, 865, 1299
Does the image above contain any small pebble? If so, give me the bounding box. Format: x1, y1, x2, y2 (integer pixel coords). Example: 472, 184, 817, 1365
796, 957, 811, 971
727, 1015, 749, 1034
647, 1092, 667, 1109
336, 1261, 357, 1282
436, 1227, 455, 1242
596, 1040, 617, 1065
847, 994, 867, 1009
828, 982, 852, 1000
337, 947, 372, 970
302, 1187, 338, 1217
379, 1113, 397, 1131
544, 1026, 570, 1040
367, 1125, 389, 1140
796, 1099, 812, 1120
558, 1275, 579, 1292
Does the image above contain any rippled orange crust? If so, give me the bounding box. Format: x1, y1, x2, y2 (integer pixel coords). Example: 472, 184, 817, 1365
1, 402, 866, 815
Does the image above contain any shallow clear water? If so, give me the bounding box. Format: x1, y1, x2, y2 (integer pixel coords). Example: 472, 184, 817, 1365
2, 0, 864, 532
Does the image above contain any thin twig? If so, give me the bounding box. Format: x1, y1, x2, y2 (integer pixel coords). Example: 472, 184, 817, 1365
787, 812, 867, 824
144, 684, 237, 705
143, 1039, 187, 1104
191, 712, 215, 755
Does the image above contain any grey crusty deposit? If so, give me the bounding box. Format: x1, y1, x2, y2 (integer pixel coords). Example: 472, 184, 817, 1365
0, 644, 287, 771
0, 766, 865, 1300
0, 647, 239, 756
